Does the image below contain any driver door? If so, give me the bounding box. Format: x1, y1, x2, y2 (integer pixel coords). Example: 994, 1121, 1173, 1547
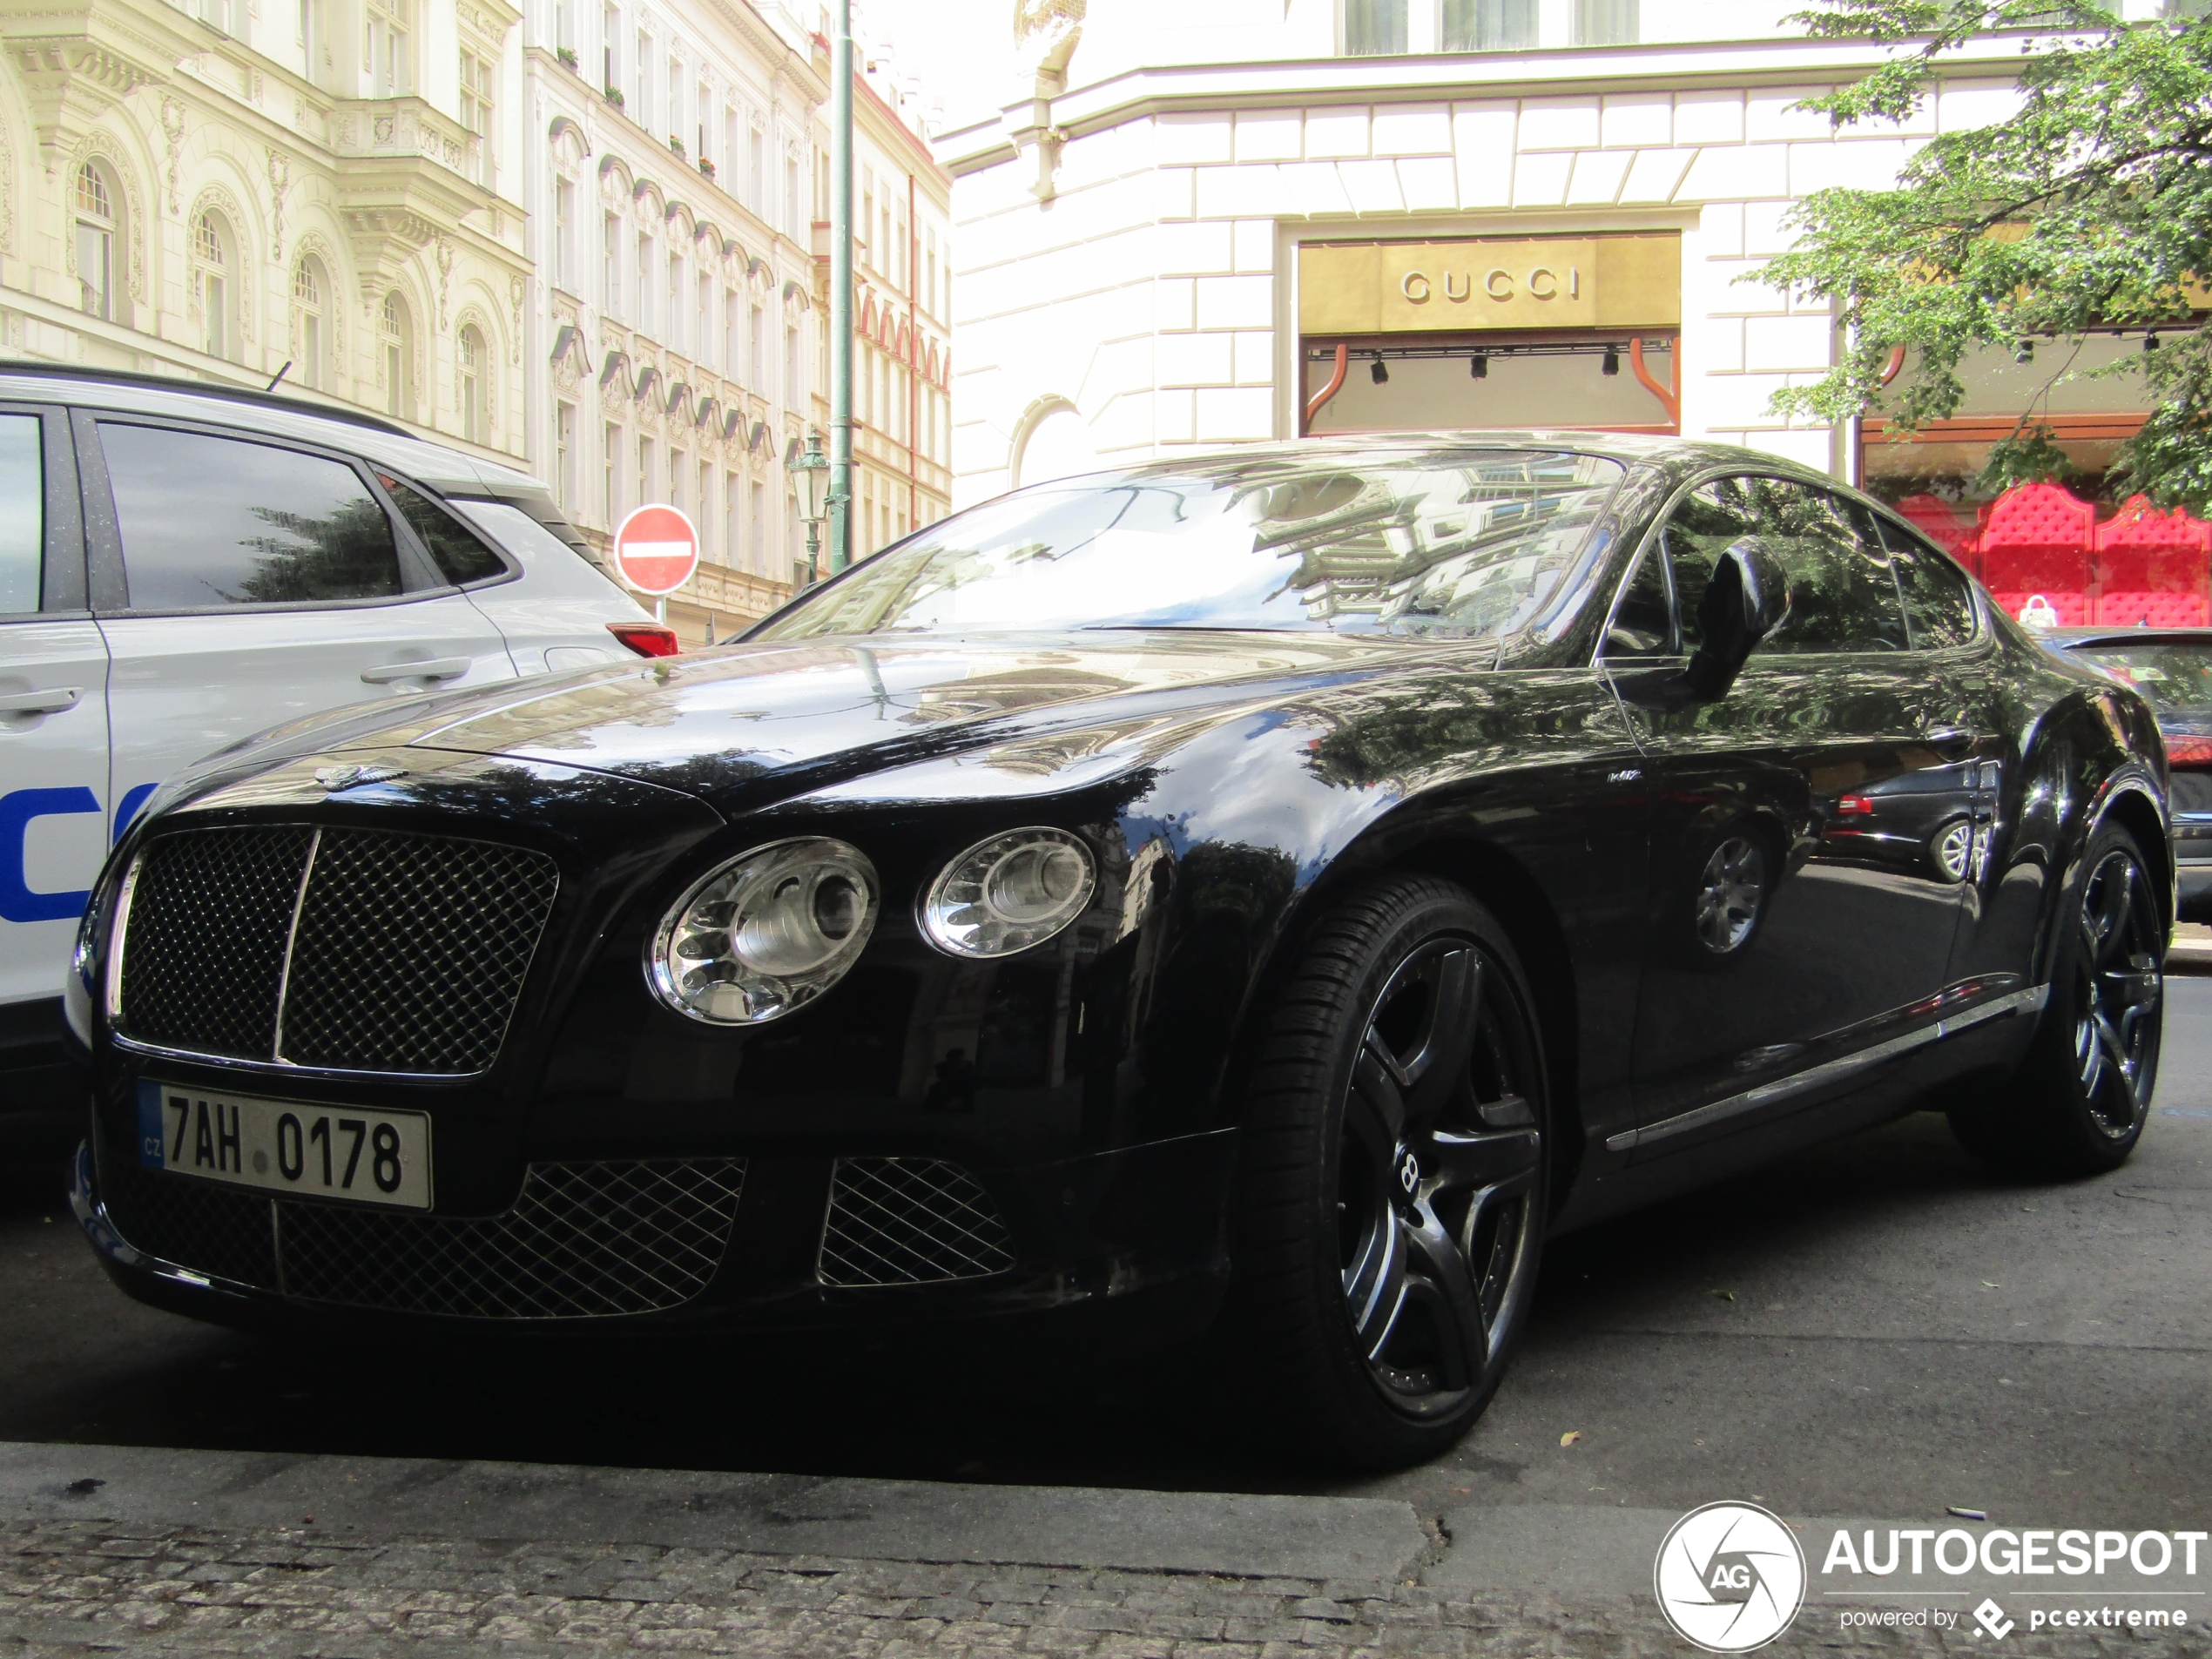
1600, 474, 1975, 1154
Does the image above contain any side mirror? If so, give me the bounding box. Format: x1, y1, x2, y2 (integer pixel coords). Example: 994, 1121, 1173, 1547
1683, 537, 1790, 698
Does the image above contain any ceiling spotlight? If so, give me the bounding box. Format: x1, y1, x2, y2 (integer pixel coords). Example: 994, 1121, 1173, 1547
2014, 339, 2034, 365
1370, 357, 1389, 385
1470, 353, 1488, 379
1602, 347, 1621, 377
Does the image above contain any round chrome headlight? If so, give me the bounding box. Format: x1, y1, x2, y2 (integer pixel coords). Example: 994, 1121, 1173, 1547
649, 837, 879, 1024
922, 827, 1096, 958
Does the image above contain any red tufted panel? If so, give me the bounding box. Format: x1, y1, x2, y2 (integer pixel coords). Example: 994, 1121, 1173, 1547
2094, 591, 2209, 627
1993, 590, 2089, 626
2094, 496, 2211, 611
1895, 493, 1981, 570
1979, 482, 2094, 597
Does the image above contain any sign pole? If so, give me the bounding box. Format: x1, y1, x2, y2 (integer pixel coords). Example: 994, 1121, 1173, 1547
828, 0, 853, 572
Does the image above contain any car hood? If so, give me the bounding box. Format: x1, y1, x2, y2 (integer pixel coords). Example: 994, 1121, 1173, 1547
298, 631, 1483, 817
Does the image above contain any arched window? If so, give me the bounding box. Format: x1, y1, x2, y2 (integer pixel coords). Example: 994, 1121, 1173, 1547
380, 290, 414, 417
75, 164, 118, 321
458, 323, 486, 443
194, 211, 235, 360
293, 256, 328, 389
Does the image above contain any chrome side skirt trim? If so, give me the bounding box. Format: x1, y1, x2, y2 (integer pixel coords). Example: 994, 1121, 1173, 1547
1605, 985, 2048, 1154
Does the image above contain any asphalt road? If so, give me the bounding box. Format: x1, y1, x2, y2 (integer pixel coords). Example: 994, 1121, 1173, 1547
0, 981, 2203, 1536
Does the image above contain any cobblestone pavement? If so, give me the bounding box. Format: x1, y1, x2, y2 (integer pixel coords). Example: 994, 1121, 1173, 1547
0, 1520, 2202, 1659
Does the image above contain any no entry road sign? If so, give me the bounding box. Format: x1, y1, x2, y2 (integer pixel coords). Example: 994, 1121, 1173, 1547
613, 504, 699, 596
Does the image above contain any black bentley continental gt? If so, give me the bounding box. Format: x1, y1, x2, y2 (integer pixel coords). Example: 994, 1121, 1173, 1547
64, 436, 2171, 1467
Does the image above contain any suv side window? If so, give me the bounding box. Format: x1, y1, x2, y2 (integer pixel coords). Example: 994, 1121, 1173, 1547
98, 422, 403, 610
1668, 475, 1907, 655
0, 415, 43, 616
378, 473, 508, 586
1874, 517, 1979, 649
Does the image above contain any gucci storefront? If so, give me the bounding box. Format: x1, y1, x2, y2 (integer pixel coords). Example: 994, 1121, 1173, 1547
1298, 233, 1682, 438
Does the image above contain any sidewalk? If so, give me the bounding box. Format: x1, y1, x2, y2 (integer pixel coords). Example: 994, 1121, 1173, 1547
0, 1445, 2201, 1656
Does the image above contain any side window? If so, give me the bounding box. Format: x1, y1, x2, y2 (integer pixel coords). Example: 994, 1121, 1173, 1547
1877, 519, 1979, 649
1604, 542, 1672, 657
1662, 478, 1759, 652
1667, 475, 1906, 655
0, 415, 43, 615
378, 474, 508, 585
99, 424, 402, 610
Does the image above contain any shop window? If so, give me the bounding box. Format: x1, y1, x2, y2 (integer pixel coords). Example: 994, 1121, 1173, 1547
1305, 337, 1678, 436
1858, 337, 2211, 628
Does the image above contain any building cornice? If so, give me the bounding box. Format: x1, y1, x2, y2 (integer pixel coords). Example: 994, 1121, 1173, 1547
935, 31, 2049, 175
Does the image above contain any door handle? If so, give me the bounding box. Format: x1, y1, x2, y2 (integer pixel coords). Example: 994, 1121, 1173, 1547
361, 657, 472, 685
0, 685, 83, 715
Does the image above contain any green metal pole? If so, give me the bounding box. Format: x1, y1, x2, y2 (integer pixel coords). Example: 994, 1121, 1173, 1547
827, 0, 853, 571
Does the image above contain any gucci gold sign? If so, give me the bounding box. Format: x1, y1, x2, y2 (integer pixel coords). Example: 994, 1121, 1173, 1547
1298, 233, 1682, 334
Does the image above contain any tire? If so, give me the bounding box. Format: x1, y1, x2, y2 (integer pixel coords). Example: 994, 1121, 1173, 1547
1947, 820, 2164, 1177
1223, 873, 1549, 1468
1929, 816, 1974, 884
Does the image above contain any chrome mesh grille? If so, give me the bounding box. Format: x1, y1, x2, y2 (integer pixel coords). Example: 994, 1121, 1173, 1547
819, 1157, 1016, 1287
115, 826, 557, 1076
100, 1156, 744, 1318
280, 833, 559, 1073
118, 828, 314, 1062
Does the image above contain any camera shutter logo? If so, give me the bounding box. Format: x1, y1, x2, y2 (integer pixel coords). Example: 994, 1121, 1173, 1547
1654, 1501, 1806, 1652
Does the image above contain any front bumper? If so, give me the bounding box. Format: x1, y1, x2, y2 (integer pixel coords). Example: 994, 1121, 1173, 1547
71, 1120, 1238, 1352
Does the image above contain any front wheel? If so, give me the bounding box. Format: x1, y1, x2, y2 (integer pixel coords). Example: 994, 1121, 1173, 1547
1224, 874, 1548, 1467
1949, 821, 2163, 1177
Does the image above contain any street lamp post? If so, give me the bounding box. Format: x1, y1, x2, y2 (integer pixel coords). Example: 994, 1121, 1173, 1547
788, 430, 830, 590
828, 0, 853, 572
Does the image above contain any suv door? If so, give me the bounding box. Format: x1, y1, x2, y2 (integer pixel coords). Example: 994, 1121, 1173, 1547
80, 413, 520, 826
1601, 473, 1976, 1152
0, 403, 105, 1103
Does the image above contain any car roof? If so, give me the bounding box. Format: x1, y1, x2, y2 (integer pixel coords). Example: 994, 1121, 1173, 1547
0, 361, 549, 501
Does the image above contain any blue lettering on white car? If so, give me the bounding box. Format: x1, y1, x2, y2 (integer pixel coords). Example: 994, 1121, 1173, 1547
0, 786, 99, 923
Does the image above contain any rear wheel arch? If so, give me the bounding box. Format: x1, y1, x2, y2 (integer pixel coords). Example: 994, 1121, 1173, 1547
2095, 782, 2172, 939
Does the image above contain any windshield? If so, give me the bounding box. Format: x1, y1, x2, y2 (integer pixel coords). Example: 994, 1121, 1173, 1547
755, 448, 1628, 642
2072, 643, 2212, 711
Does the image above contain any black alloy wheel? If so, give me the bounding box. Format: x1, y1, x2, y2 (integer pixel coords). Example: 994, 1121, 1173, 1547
1948, 821, 2162, 1177
2070, 845, 2163, 1141
1224, 875, 1548, 1467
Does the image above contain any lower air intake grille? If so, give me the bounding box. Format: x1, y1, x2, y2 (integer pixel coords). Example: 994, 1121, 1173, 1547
100, 1156, 744, 1318
818, 1157, 1016, 1287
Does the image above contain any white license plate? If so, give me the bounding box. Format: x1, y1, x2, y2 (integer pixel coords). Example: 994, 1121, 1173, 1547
137, 1081, 433, 1210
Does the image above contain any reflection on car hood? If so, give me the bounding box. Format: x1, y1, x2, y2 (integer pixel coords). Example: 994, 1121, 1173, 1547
307, 631, 1474, 815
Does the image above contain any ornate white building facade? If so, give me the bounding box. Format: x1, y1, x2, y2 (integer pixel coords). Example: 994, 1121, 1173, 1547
938, 0, 2181, 520
0, 0, 531, 458
519, 0, 830, 642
